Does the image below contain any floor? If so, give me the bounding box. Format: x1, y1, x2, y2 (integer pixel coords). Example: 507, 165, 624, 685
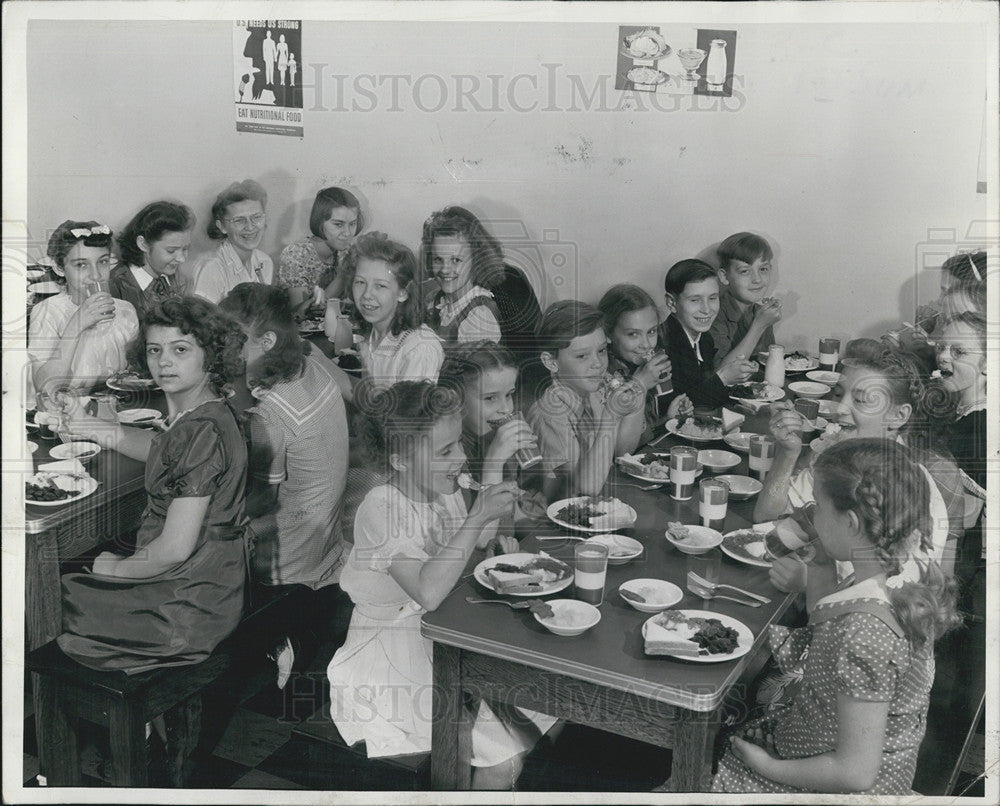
22, 634, 987, 795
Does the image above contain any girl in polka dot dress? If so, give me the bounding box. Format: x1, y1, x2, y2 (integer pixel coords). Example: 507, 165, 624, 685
713, 438, 961, 795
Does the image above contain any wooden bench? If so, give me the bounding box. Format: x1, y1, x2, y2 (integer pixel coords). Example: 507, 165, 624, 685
26, 588, 293, 787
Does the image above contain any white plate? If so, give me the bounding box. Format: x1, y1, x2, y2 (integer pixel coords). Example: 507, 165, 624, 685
117, 408, 163, 425
665, 524, 723, 555
106, 374, 157, 392
547, 496, 637, 533
697, 449, 741, 472
585, 534, 643, 565
642, 610, 754, 663
665, 417, 724, 443
26, 269, 47, 281
473, 552, 573, 597
50, 442, 101, 461
24, 472, 99, 507
620, 33, 671, 61
27, 441, 39, 454
720, 525, 776, 567
28, 281, 63, 296
806, 370, 840, 385
729, 383, 785, 404
298, 319, 324, 334
625, 67, 671, 87
714, 475, 762, 501
534, 599, 601, 636
619, 578, 683, 612
722, 432, 757, 453
617, 453, 703, 484
759, 353, 819, 373
788, 381, 831, 399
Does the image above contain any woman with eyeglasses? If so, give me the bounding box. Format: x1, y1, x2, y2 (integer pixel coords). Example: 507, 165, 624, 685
183, 179, 273, 304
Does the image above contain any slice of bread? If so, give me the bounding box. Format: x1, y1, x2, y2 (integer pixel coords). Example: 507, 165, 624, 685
487, 569, 540, 591
721, 407, 745, 432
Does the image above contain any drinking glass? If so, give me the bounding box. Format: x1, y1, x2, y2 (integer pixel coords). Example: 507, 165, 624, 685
818, 338, 841, 372
574, 542, 609, 606
678, 48, 707, 81
669, 446, 699, 501
748, 435, 775, 481
699, 478, 729, 530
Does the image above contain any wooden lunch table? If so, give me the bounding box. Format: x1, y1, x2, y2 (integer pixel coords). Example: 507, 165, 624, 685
25, 392, 168, 778
422, 402, 813, 792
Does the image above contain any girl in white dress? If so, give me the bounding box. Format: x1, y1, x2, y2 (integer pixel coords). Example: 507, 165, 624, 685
328, 380, 557, 788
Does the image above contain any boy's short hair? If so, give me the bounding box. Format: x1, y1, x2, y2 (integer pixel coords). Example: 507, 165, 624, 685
535, 300, 605, 356
716, 232, 773, 271
664, 259, 719, 297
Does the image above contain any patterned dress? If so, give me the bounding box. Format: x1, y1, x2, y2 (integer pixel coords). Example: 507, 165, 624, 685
277, 239, 340, 294
713, 578, 934, 795
58, 400, 248, 673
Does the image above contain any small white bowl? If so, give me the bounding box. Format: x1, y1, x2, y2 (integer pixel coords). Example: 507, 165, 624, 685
714, 474, 763, 501
534, 599, 601, 636
788, 380, 831, 399
49, 441, 101, 462
697, 449, 741, 472
665, 525, 724, 555
584, 534, 643, 565
618, 578, 683, 613
806, 370, 840, 385
723, 431, 756, 453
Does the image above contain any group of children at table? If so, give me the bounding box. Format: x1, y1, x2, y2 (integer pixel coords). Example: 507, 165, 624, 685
27, 179, 989, 793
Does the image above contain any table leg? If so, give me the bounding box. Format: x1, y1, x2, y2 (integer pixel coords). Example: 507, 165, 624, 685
667, 708, 717, 792
26, 528, 68, 782
431, 643, 472, 789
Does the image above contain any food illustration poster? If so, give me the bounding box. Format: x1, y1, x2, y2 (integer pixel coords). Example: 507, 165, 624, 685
616, 25, 669, 92
234, 20, 304, 137
693, 29, 737, 98
615, 26, 739, 98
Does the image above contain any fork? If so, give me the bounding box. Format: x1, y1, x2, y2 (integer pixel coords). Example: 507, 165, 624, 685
686, 580, 764, 607
614, 482, 664, 491
687, 571, 770, 604
536, 535, 586, 542
465, 596, 534, 609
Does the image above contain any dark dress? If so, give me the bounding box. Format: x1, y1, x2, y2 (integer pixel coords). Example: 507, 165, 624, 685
660, 314, 730, 409
59, 400, 248, 673
109, 263, 188, 318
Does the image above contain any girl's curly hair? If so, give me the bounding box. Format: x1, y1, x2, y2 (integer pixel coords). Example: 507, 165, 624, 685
341, 231, 424, 338
814, 438, 962, 648
354, 380, 462, 472
420, 205, 506, 290
218, 283, 308, 391
126, 296, 246, 396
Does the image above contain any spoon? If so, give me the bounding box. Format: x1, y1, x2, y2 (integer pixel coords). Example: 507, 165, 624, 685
465, 596, 535, 609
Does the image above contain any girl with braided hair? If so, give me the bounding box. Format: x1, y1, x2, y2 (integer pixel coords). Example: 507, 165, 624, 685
756, 339, 963, 596
714, 438, 961, 794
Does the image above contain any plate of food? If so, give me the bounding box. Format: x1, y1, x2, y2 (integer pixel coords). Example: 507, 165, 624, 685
665, 413, 725, 443
721, 523, 816, 568
106, 371, 158, 392
665, 522, 723, 555
616, 452, 703, 483
626, 66, 670, 87
474, 552, 573, 596
547, 496, 638, 533
729, 382, 785, 403
534, 599, 601, 636
809, 422, 853, 455
297, 318, 325, 334
619, 578, 683, 613
713, 475, 762, 501
621, 28, 671, 60
758, 350, 818, 373
49, 442, 101, 462
25, 471, 99, 507
642, 609, 753, 662
584, 533, 643, 565
117, 408, 164, 427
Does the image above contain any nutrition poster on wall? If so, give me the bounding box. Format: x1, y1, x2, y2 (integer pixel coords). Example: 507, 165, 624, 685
234, 19, 304, 137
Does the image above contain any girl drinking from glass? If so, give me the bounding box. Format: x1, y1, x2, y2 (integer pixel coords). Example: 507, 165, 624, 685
278, 186, 364, 316
421, 206, 504, 345
184, 179, 273, 304
111, 201, 195, 316
29, 220, 139, 396
714, 438, 960, 794
597, 283, 692, 432
526, 300, 646, 500
327, 381, 555, 788
56, 296, 248, 672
